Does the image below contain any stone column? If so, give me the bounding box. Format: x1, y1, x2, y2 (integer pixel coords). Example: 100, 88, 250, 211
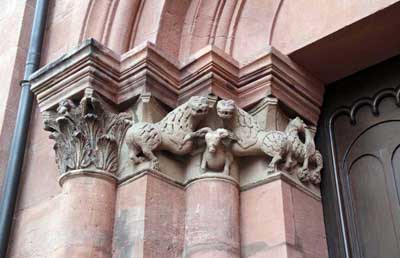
27, 39, 328, 258
214, 99, 328, 258
54, 171, 116, 257
183, 177, 240, 258
43, 89, 131, 258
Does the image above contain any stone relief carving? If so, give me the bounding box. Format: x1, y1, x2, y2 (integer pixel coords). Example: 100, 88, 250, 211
124, 96, 209, 169
184, 128, 236, 175
122, 96, 322, 184
216, 99, 288, 171
216, 99, 322, 184
283, 117, 323, 184
43, 89, 132, 175
44, 91, 321, 184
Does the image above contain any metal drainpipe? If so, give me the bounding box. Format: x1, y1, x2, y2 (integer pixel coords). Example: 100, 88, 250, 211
0, 0, 48, 256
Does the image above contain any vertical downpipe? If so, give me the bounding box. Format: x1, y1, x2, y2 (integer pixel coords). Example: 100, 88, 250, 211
0, 0, 48, 256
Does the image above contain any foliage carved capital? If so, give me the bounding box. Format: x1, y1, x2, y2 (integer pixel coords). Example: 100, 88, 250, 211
43, 89, 132, 176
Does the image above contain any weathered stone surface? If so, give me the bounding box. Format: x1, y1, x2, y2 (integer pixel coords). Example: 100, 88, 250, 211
197, 128, 235, 175
125, 95, 208, 169
113, 176, 147, 258
43, 88, 132, 177
240, 180, 328, 258
53, 175, 117, 258
122, 97, 322, 186
7, 194, 62, 258
29, 84, 325, 258
184, 178, 240, 258
30, 39, 324, 124
0, 0, 35, 191
113, 173, 185, 258
217, 99, 288, 171
8, 175, 116, 258
7, 1, 400, 258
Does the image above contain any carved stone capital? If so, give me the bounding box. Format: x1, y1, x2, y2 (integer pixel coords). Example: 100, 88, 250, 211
43, 89, 132, 177
215, 99, 322, 185
121, 95, 322, 196
28, 39, 325, 195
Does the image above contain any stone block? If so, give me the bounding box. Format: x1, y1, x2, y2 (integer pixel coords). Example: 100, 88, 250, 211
240, 180, 328, 258
113, 173, 185, 258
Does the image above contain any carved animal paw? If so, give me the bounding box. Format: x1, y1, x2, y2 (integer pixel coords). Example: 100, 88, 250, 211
310, 171, 321, 184
298, 168, 310, 182
266, 164, 276, 174
151, 159, 160, 170
130, 155, 146, 164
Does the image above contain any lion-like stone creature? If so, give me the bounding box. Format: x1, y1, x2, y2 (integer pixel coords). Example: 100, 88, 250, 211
216, 99, 288, 170
216, 99, 322, 184
125, 96, 209, 168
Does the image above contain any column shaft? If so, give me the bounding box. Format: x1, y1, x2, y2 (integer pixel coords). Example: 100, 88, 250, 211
54, 173, 116, 258
184, 178, 240, 258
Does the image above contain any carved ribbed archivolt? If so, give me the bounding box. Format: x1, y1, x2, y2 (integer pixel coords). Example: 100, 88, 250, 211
43, 89, 132, 175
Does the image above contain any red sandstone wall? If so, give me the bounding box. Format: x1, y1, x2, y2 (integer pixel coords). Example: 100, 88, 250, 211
1, 0, 399, 257
26, 0, 400, 63
0, 0, 35, 189
241, 180, 327, 257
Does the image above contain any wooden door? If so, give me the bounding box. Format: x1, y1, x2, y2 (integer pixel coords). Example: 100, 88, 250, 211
317, 56, 400, 258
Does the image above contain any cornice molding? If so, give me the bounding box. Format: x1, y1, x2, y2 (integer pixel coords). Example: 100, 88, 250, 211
30, 39, 324, 124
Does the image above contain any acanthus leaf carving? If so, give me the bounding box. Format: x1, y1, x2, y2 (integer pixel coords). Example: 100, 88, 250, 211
44, 89, 132, 175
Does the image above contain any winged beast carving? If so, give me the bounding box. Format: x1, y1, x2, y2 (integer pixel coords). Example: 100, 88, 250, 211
125, 96, 209, 168
216, 99, 322, 184
216, 99, 288, 170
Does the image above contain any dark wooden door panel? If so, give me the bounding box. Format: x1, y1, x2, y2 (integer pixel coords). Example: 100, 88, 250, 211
332, 110, 400, 257
349, 154, 399, 258
392, 146, 400, 204
317, 56, 400, 258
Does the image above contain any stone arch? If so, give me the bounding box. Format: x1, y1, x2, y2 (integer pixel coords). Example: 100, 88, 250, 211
79, 0, 111, 45
80, 0, 285, 61
176, 0, 284, 62
81, 0, 169, 54
178, 0, 241, 61
229, 0, 283, 61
